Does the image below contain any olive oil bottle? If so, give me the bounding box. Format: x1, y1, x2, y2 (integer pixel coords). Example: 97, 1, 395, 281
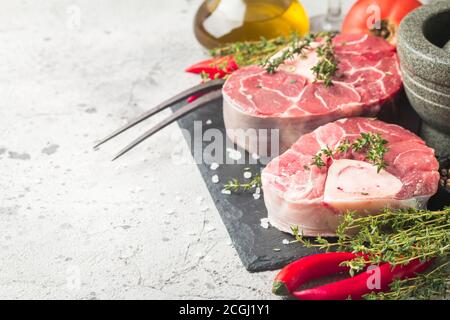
194, 0, 309, 49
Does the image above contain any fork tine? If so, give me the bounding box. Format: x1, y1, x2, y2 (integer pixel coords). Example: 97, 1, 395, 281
94, 79, 225, 149
111, 89, 222, 161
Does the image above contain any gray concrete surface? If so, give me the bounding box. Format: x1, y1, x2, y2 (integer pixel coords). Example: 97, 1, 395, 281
0, 0, 354, 300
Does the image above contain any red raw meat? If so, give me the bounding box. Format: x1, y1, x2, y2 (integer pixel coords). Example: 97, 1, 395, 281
261, 118, 439, 236
222, 34, 402, 155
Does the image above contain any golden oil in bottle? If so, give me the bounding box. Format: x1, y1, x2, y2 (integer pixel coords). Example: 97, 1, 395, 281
194, 0, 310, 49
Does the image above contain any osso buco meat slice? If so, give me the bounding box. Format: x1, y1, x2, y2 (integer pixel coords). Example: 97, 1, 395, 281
223, 34, 402, 156
261, 118, 439, 236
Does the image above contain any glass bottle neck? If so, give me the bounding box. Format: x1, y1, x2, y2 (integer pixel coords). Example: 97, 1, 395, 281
326, 0, 342, 22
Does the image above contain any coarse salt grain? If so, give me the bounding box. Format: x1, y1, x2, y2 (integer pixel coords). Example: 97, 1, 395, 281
210, 162, 219, 170
221, 189, 231, 195
260, 218, 270, 229
227, 148, 242, 161
211, 175, 219, 183
253, 193, 261, 200
282, 239, 290, 245
243, 171, 252, 179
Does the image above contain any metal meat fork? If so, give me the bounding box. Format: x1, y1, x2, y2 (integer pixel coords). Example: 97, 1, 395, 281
94, 79, 225, 160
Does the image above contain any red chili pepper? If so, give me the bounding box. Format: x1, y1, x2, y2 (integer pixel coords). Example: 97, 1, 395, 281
185, 56, 237, 103
185, 55, 238, 80
186, 93, 203, 103
292, 258, 432, 300
273, 252, 433, 300
272, 252, 361, 296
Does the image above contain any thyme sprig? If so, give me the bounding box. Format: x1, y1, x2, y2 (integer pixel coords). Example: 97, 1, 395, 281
210, 34, 300, 67
264, 32, 338, 87
292, 206, 450, 299
292, 207, 450, 275
311, 132, 389, 173
311, 34, 339, 87
264, 33, 316, 74
364, 261, 450, 300
224, 174, 262, 193
354, 132, 389, 172
211, 32, 339, 87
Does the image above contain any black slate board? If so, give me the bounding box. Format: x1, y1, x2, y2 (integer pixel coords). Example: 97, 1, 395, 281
173, 99, 318, 272
172, 92, 450, 272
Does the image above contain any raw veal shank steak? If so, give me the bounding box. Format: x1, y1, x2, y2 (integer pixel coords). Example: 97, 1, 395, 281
223, 34, 402, 155
261, 118, 439, 236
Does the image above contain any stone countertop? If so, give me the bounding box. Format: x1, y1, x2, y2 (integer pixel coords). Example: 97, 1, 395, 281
0, 0, 353, 299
